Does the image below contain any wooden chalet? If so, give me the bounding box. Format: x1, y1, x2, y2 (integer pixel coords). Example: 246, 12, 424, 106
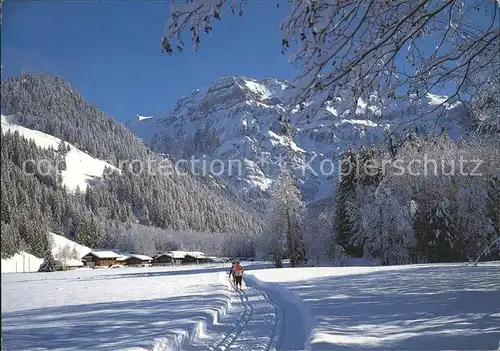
183, 251, 212, 264
82, 251, 121, 268
151, 251, 212, 266
115, 255, 129, 266
152, 252, 184, 266
125, 254, 153, 267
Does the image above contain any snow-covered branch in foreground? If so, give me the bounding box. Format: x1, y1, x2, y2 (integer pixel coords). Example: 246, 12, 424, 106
162, 0, 499, 117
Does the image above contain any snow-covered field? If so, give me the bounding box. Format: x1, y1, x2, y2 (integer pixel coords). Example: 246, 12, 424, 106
1, 264, 240, 350
249, 263, 500, 350
2, 262, 499, 351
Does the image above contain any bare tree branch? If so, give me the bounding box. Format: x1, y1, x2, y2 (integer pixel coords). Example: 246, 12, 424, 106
162, 0, 500, 121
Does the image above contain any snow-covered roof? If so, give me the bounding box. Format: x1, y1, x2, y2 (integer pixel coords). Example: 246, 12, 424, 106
169, 251, 188, 259
154, 251, 208, 259
86, 251, 121, 259
126, 254, 153, 261
186, 251, 208, 259
116, 255, 129, 262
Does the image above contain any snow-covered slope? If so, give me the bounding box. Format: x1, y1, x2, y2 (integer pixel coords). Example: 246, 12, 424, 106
132, 76, 470, 202
1, 252, 43, 273
49, 232, 91, 260
1, 233, 91, 273
1, 114, 118, 192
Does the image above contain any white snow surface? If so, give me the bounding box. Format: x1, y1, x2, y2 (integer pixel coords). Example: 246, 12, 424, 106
164, 251, 208, 259
169, 251, 188, 259
2, 262, 499, 351
1, 263, 265, 351
58, 259, 84, 267
186, 251, 209, 259
1, 114, 118, 192
248, 262, 500, 350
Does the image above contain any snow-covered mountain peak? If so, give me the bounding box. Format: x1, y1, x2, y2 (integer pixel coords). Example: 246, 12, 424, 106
125, 114, 159, 143
137, 114, 154, 121
208, 76, 288, 98
129, 75, 471, 203
174, 76, 289, 115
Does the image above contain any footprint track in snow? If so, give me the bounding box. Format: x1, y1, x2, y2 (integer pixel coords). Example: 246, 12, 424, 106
208, 279, 286, 351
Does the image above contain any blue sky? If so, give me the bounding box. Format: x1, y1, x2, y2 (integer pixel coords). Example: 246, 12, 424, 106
2, 1, 294, 122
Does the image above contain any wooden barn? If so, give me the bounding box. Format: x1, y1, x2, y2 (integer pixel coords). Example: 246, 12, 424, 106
151, 251, 212, 266
115, 255, 129, 266
170, 251, 187, 265
152, 252, 183, 266
183, 252, 212, 264
125, 254, 153, 267
82, 251, 121, 268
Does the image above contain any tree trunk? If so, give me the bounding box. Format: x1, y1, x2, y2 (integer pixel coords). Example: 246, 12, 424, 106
274, 252, 282, 268
287, 209, 295, 267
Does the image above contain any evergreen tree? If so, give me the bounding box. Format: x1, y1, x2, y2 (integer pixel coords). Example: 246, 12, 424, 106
260, 168, 306, 267
70, 247, 80, 260
38, 237, 59, 272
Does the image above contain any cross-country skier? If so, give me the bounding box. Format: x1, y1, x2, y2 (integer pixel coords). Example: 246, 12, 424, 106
233, 261, 244, 291
228, 261, 237, 287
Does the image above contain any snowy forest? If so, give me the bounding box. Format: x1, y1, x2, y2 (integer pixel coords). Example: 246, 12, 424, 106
256, 133, 499, 267
1, 73, 261, 259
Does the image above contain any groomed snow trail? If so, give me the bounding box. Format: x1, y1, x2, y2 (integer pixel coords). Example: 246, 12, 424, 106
192, 273, 306, 351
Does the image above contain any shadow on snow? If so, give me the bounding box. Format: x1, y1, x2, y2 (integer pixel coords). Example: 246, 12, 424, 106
278, 264, 500, 350
2, 290, 230, 351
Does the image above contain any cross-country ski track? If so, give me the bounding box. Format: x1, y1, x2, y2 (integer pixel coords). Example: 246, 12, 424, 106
159, 271, 307, 351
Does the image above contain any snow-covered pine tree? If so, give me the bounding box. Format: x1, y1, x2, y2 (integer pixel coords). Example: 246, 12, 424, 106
70, 246, 80, 260
76, 215, 101, 249
58, 244, 72, 260
304, 210, 345, 265
454, 181, 495, 261
335, 148, 360, 256
38, 236, 60, 272
260, 196, 286, 268
349, 184, 415, 265
260, 168, 307, 268
57, 139, 69, 156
